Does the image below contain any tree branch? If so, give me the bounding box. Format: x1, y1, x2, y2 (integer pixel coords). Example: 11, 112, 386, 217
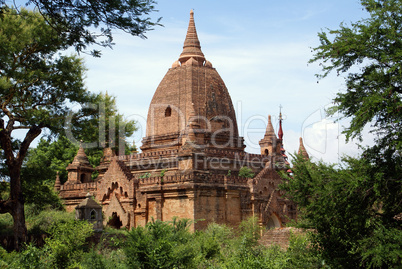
0, 199, 13, 214
16, 124, 43, 166
12, 126, 31, 130
0, 119, 15, 166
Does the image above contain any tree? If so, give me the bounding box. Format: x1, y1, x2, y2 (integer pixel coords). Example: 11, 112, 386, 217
1, 0, 161, 56
282, 0, 402, 267
309, 0, 402, 174
70, 92, 137, 155
21, 92, 137, 211
21, 136, 77, 213
282, 155, 402, 267
309, 0, 402, 224
0, 8, 91, 249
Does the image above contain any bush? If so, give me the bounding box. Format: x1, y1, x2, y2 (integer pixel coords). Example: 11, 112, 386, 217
124, 218, 196, 269
0, 213, 13, 236
10, 219, 95, 269
45, 219, 94, 268
238, 166, 255, 178
81, 248, 127, 269
1, 217, 327, 268
286, 232, 326, 268
12, 243, 47, 269
26, 208, 75, 235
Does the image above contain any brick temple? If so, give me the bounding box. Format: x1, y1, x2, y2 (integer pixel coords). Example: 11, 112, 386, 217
56, 10, 308, 230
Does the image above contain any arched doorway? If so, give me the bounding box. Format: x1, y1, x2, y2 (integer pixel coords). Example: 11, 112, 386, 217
107, 212, 123, 229
267, 214, 281, 229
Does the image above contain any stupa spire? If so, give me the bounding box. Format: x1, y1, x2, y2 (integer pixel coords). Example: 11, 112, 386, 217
71, 142, 91, 166
278, 106, 283, 142
54, 171, 61, 192
264, 115, 276, 138
298, 137, 309, 159
178, 10, 205, 65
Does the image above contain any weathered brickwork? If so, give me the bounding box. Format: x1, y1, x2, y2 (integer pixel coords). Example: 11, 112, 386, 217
57, 10, 308, 231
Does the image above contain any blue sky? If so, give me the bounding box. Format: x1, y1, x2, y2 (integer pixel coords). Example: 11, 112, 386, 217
17, 0, 374, 163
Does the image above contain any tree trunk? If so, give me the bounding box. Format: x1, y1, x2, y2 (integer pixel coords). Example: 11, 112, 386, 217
9, 167, 27, 251
0, 123, 42, 250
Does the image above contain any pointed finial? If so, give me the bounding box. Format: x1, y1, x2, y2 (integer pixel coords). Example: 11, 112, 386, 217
298, 137, 309, 159
54, 171, 61, 191
278, 105, 283, 141
264, 115, 276, 137
178, 10, 205, 65
72, 142, 91, 166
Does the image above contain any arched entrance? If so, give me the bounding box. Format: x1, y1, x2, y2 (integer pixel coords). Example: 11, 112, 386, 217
266, 214, 281, 229
107, 212, 123, 229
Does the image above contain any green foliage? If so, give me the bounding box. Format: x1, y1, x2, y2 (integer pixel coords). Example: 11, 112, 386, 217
3, 219, 94, 269
81, 249, 127, 269
286, 232, 326, 268
139, 172, 151, 179
79, 249, 107, 269
3, 0, 161, 56
0, 212, 13, 236
357, 223, 402, 268
44, 219, 94, 268
20, 136, 73, 212
159, 169, 166, 177
72, 92, 137, 155
12, 243, 46, 269
238, 166, 255, 178
194, 218, 324, 269
0, 7, 91, 132
25, 208, 75, 235
24, 136, 78, 184
80, 233, 128, 269
281, 155, 402, 268
0, 7, 92, 246
309, 0, 401, 185
124, 218, 196, 269
218, 218, 263, 269
0, 246, 10, 267
19, 93, 137, 212
304, 0, 402, 267
0, 218, 330, 268
192, 222, 234, 267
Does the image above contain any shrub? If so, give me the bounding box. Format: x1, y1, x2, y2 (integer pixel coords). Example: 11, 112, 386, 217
124, 218, 196, 269
26, 208, 75, 235
0, 213, 13, 236
45, 219, 94, 268
239, 166, 254, 178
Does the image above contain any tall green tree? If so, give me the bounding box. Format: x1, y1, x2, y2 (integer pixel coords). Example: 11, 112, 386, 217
309, 0, 402, 173
309, 0, 402, 222
0, 8, 91, 249
282, 0, 402, 267
69, 92, 137, 155
1, 0, 161, 56
21, 92, 137, 212
21, 136, 77, 213
282, 156, 402, 268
